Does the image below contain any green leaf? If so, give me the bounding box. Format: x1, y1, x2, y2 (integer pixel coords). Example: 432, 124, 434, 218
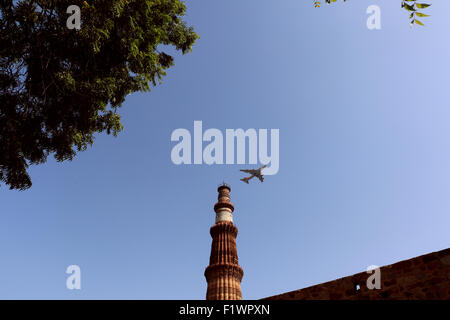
414, 19, 425, 26
404, 4, 416, 11
416, 3, 431, 9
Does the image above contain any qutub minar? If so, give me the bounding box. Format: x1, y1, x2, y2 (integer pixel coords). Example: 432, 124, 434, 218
204, 183, 244, 300
203, 183, 450, 300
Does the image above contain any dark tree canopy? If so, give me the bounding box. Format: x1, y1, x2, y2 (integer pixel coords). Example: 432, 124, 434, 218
0, 0, 198, 190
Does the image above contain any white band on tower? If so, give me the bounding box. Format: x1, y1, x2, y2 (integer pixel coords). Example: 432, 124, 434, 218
215, 208, 233, 223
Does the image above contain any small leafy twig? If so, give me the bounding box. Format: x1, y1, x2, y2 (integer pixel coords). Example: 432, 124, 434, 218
314, 0, 347, 8
401, 0, 431, 26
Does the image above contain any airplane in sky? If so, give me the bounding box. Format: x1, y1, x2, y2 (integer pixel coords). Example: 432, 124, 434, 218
240, 165, 267, 184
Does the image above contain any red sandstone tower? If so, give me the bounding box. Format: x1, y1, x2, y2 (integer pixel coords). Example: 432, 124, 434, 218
204, 183, 244, 300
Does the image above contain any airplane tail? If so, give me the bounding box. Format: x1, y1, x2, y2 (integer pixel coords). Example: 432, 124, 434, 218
240, 178, 249, 184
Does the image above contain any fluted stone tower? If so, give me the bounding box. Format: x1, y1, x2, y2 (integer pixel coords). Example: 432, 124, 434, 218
204, 183, 244, 300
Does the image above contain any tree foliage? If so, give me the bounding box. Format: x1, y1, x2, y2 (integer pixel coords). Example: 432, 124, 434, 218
401, 1, 431, 26
0, 0, 198, 190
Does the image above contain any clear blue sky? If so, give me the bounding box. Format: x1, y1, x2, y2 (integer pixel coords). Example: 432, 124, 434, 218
1, 0, 449, 299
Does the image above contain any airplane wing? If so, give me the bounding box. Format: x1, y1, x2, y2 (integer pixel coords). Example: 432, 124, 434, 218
241, 175, 255, 184
257, 175, 264, 182
240, 169, 252, 173
240, 178, 249, 184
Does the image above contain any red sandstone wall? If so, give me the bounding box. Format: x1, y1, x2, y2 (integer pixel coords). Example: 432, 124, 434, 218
264, 248, 450, 300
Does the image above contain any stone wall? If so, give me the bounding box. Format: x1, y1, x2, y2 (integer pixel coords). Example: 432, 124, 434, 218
264, 248, 450, 300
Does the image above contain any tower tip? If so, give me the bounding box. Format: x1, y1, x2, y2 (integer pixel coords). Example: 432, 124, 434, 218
218, 181, 231, 192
